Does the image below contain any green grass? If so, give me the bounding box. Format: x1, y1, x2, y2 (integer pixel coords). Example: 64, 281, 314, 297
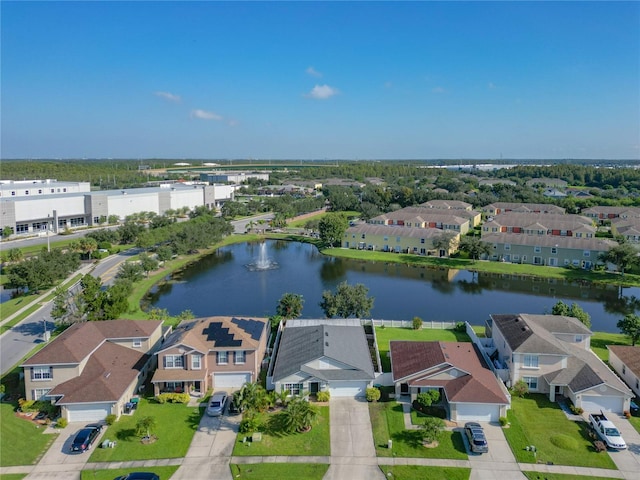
80, 466, 178, 480
523, 473, 619, 480
629, 414, 640, 434
375, 327, 471, 372
87, 398, 202, 462
0, 293, 41, 320
229, 463, 329, 480
502, 394, 616, 469
380, 466, 470, 480
0, 474, 28, 480
590, 332, 631, 362
369, 401, 467, 459
286, 210, 360, 228
232, 406, 330, 456
0, 402, 58, 467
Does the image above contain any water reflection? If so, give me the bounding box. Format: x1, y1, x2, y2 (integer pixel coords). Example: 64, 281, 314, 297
147, 240, 640, 332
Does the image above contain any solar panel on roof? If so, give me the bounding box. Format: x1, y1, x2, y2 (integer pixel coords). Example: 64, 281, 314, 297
202, 322, 241, 347
231, 318, 264, 341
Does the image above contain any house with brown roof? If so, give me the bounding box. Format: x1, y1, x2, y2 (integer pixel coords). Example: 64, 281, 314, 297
581, 206, 640, 225
150, 316, 268, 395
608, 345, 640, 398
489, 314, 632, 413
21, 320, 164, 422
481, 213, 595, 238
390, 341, 510, 422
483, 202, 565, 216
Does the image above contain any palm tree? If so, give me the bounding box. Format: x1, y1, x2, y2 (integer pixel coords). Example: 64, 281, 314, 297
280, 397, 319, 433
135, 416, 157, 439
236, 382, 269, 412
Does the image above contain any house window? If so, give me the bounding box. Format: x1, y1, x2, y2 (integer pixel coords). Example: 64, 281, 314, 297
33, 388, 50, 400
217, 351, 228, 365
420, 238, 425, 244
396, 237, 401, 242
504, 244, 511, 251
166, 381, 182, 391
636, 378, 639, 390
132, 338, 142, 348
522, 376, 538, 390
31, 367, 52, 380
191, 354, 202, 370
235, 351, 246, 364
523, 354, 539, 368
284, 383, 303, 396
575, 335, 583, 342
622, 365, 626, 375
164, 355, 184, 368
583, 250, 590, 257
551, 247, 558, 254
383, 236, 388, 241
534, 246, 541, 253
361, 234, 366, 239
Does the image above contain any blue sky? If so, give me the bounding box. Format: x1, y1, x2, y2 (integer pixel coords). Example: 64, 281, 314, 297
2, 1, 639, 160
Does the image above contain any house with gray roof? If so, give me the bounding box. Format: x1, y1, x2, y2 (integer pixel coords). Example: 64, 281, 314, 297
268, 319, 378, 398
483, 202, 565, 216
488, 314, 632, 413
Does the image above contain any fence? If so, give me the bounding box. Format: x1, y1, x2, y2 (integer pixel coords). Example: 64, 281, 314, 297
362, 319, 458, 330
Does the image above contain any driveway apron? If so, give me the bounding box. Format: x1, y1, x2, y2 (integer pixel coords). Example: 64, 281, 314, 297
465, 423, 527, 480
605, 414, 640, 480
171, 411, 238, 480
323, 397, 385, 480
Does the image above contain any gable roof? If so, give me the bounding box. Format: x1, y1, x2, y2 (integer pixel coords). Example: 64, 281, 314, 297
390, 341, 509, 405
271, 320, 374, 382
22, 320, 162, 366
49, 341, 149, 404
159, 316, 267, 354
608, 345, 640, 376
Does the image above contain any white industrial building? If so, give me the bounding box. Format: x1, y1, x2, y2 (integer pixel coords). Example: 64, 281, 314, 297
0, 180, 235, 236
199, 171, 270, 184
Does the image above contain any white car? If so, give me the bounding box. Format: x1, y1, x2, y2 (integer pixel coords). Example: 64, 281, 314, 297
206, 391, 228, 416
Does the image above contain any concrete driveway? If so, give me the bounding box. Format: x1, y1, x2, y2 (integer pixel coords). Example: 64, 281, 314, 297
607, 414, 640, 480
462, 423, 527, 480
171, 410, 239, 480
25, 422, 105, 480
323, 397, 385, 480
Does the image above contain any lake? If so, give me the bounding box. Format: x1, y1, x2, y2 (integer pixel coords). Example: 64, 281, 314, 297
146, 240, 640, 332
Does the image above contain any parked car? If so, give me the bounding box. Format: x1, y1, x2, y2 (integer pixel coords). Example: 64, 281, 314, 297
84, 423, 104, 433
70, 425, 101, 453
464, 422, 489, 453
206, 391, 228, 416
114, 473, 160, 480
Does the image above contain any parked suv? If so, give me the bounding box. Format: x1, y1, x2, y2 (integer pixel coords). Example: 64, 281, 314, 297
70, 425, 101, 453
464, 422, 488, 453
206, 391, 228, 416
115, 473, 160, 480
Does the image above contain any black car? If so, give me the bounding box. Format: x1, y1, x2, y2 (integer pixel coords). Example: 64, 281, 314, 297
84, 423, 104, 433
464, 422, 489, 454
70, 425, 100, 453
115, 473, 160, 480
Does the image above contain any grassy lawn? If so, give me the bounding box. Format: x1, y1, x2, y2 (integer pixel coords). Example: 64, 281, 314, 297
590, 332, 631, 362
523, 473, 618, 480
369, 401, 467, 459
375, 327, 471, 372
88, 398, 202, 462
232, 406, 330, 456
0, 292, 41, 320
628, 414, 640, 434
0, 474, 27, 480
80, 466, 178, 480
230, 463, 329, 479
0, 402, 57, 467
380, 466, 470, 480
503, 394, 616, 469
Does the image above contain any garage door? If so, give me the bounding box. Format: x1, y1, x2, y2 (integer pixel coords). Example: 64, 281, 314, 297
67, 403, 111, 422
581, 396, 624, 413
328, 381, 368, 398
455, 404, 500, 422
214, 373, 251, 388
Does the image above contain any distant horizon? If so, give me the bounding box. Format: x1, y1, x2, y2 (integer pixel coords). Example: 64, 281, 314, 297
2, 2, 638, 160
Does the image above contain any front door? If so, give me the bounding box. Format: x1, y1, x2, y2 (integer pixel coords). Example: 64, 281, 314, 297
310, 382, 319, 394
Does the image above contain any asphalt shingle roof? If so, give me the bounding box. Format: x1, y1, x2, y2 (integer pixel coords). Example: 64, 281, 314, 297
608, 346, 640, 377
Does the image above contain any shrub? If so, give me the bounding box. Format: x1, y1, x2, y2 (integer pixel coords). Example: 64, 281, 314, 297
510, 379, 529, 398
420, 417, 445, 444
238, 410, 261, 434
106, 414, 117, 425
499, 416, 508, 427
569, 404, 584, 415
155, 392, 190, 404
18, 398, 37, 412
412, 316, 423, 330
57, 418, 68, 428
416, 390, 440, 409
454, 322, 466, 333
316, 391, 330, 402
624, 411, 631, 419
365, 387, 381, 402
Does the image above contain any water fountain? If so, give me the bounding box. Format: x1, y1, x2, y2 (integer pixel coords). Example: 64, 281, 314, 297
246, 242, 279, 271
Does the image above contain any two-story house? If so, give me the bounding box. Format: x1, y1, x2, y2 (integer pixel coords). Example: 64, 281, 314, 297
482, 202, 566, 216
150, 316, 268, 395
488, 314, 632, 413
21, 320, 164, 422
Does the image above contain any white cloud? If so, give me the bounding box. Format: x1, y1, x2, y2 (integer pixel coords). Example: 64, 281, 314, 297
431, 86, 445, 94
191, 109, 222, 120
154, 91, 182, 102
306, 84, 339, 100
306, 66, 322, 77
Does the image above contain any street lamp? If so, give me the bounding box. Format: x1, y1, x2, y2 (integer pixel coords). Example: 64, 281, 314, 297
42, 318, 50, 342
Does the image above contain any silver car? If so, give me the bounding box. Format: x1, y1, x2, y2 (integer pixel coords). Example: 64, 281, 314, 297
464, 422, 489, 453
206, 391, 228, 416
